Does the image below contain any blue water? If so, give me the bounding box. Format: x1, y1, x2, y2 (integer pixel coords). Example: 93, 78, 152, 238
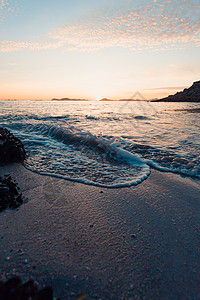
1, 100, 200, 187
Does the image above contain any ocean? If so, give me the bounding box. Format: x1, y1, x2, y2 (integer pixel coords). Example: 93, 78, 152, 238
0, 100, 200, 188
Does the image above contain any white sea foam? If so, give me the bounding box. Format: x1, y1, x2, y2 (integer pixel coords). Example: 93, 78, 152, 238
0, 100, 200, 187
22, 123, 151, 187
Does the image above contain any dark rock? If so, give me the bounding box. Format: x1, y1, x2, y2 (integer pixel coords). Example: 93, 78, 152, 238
0, 127, 26, 164
3, 276, 21, 299
36, 287, 53, 300
21, 279, 38, 298
155, 80, 200, 102
0, 175, 23, 212
0, 277, 60, 300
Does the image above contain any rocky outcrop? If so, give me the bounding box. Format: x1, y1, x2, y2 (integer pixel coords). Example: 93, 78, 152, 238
0, 175, 23, 211
155, 81, 200, 102
0, 276, 61, 300
0, 128, 26, 164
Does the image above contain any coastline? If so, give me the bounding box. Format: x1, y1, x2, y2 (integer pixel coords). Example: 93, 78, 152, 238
0, 163, 200, 299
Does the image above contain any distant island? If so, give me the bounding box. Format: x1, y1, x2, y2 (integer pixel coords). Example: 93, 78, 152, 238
154, 80, 200, 102
52, 97, 149, 102
52, 81, 200, 103
52, 97, 89, 101
99, 98, 146, 102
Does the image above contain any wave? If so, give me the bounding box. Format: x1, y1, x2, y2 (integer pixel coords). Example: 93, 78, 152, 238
0, 113, 72, 121
1, 111, 199, 187
125, 143, 200, 179
29, 123, 148, 166
24, 166, 151, 188
0, 112, 152, 126
133, 115, 151, 120
22, 123, 151, 188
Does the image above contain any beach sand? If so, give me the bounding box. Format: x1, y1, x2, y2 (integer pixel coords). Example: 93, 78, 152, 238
0, 163, 200, 299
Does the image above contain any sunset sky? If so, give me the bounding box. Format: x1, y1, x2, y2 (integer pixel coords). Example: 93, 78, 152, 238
0, 0, 200, 100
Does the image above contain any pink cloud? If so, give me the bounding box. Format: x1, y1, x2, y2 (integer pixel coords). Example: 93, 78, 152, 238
0, 0, 199, 52
0, 40, 64, 52
48, 5, 200, 52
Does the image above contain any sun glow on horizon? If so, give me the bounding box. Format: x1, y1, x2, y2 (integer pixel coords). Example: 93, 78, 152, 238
96, 96, 104, 101
0, 0, 199, 100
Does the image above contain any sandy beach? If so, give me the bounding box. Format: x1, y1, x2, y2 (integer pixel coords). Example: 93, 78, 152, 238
1, 0, 200, 297
0, 163, 199, 299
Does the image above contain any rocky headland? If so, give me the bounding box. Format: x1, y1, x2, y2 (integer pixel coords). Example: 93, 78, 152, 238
155, 80, 200, 102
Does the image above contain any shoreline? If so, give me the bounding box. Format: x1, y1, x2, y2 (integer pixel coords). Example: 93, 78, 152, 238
0, 163, 200, 299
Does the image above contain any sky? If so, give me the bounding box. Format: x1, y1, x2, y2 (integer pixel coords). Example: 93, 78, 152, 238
0, 0, 200, 100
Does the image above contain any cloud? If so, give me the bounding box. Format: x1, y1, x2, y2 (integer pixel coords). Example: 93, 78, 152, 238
0, 0, 16, 22
172, 63, 200, 75
142, 86, 189, 90
0, 0, 9, 10
8, 62, 18, 66
49, 5, 200, 51
0, 0, 200, 52
0, 40, 64, 52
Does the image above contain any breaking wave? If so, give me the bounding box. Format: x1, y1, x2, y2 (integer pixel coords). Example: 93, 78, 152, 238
22, 123, 151, 188
1, 100, 200, 187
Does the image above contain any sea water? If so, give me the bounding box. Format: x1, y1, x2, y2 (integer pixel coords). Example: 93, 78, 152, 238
0, 100, 200, 187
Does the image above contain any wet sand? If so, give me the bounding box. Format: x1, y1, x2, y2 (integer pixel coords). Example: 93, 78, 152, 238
0, 163, 200, 299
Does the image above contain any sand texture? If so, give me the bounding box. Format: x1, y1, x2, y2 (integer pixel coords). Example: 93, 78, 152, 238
0, 163, 200, 299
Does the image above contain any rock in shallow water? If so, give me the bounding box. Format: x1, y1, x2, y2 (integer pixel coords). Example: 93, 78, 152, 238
0, 127, 26, 164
